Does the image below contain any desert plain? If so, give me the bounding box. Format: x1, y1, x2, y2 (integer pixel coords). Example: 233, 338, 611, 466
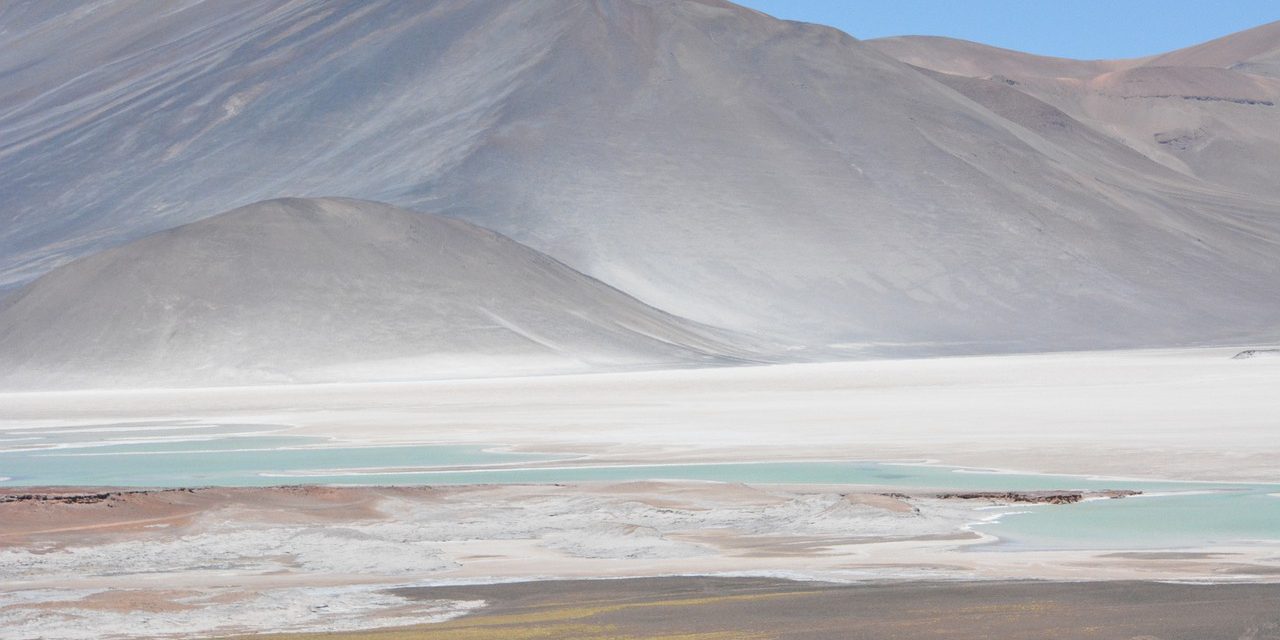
2, 347, 1279, 638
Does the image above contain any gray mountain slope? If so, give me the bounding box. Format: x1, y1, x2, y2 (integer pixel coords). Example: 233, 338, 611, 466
2, 1, 1279, 359
861, 36, 1147, 80
867, 23, 1280, 201
423, 3, 1280, 351
0, 198, 760, 389
1144, 20, 1280, 72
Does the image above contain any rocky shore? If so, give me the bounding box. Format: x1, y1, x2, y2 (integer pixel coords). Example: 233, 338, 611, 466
923, 489, 1142, 504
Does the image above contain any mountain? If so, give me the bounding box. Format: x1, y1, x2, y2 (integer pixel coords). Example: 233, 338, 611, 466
1145, 20, 1280, 73
0, 198, 757, 389
857, 35, 1146, 80
2, 1, 1279, 373
867, 21, 1280, 202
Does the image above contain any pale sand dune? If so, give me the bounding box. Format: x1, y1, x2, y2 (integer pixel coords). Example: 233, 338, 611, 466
1, 347, 1277, 481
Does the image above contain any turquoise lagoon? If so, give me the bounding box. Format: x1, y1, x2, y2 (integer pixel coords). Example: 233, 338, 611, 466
1, 421, 1277, 551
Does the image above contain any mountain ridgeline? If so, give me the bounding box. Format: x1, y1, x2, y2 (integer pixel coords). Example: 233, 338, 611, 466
1, 0, 1278, 387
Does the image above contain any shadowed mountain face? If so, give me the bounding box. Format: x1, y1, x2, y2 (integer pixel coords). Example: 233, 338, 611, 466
1, 0, 1279, 381
0, 198, 757, 388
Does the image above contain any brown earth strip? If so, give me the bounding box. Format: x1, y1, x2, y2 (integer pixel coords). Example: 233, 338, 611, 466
227, 577, 1280, 640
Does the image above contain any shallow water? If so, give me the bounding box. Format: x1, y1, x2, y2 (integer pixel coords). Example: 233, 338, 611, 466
978, 488, 1280, 550
1, 422, 1277, 551
0, 422, 552, 487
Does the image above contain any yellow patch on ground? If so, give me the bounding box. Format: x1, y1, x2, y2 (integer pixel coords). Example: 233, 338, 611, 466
229, 591, 802, 640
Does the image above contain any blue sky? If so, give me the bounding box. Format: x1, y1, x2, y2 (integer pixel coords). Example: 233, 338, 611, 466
735, 1, 1280, 60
